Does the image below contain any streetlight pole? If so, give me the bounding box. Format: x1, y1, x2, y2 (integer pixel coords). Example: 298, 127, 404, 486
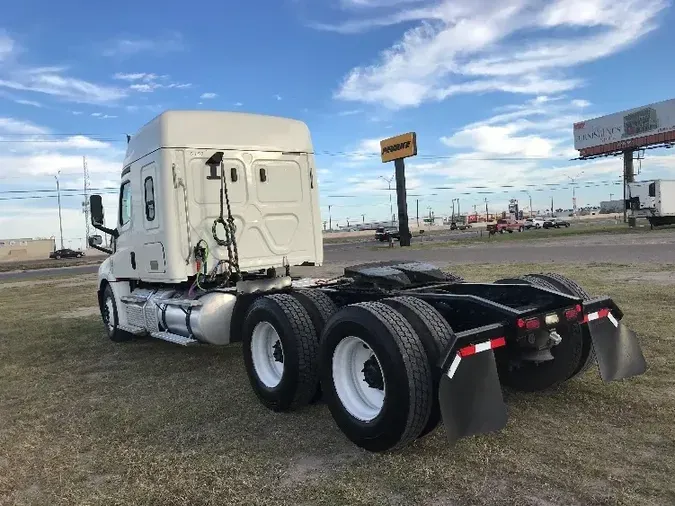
524, 191, 533, 217
379, 174, 395, 226
567, 171, 584, 217
54, 171, 64, 250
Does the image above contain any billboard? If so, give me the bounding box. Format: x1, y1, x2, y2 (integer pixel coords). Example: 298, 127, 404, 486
574, 98, 675, 157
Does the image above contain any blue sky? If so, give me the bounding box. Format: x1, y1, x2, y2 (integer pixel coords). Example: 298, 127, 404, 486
1, 0, 675, 246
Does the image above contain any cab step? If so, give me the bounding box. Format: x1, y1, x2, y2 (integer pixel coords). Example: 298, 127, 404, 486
117, 324, 146, 336
150, 331, 198, 346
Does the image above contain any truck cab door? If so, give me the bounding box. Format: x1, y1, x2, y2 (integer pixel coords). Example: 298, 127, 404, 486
111, 177, 137, 279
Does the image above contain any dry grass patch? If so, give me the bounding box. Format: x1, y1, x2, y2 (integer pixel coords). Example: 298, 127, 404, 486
1, 265, 674, 505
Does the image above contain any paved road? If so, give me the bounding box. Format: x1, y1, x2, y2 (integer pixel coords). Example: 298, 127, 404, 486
3, 230, 675, 282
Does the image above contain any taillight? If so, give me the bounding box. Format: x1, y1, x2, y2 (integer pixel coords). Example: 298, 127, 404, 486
517, 317, 540, 330
565, 304, 583, 321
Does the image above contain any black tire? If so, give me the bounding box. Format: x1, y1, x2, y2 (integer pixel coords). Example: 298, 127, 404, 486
445, 272, 464, 283
100, 284, 133, 342
380, 296, 455, 438
242, 294, 319, 412
529, 273, 596, 379
55, 254, 61, 259
493, 275, 584, 392
319, 302, 433, 452
291, 289, 338, 403
291, 289, 338, 338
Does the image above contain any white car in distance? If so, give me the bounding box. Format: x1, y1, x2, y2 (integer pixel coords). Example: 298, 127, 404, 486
524, 218, 546, 229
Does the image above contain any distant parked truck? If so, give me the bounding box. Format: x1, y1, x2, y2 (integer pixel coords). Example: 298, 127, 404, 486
626, 179, 675, 229
487, 218, 524, 235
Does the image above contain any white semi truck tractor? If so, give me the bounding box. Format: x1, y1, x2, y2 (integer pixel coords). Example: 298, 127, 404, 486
89, 110, 647, 452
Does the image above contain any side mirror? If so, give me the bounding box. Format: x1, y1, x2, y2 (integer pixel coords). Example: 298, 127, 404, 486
90, 234, 103, 246
90, 194, 104, 226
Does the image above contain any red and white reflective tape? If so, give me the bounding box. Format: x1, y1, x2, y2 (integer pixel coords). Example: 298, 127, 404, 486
582, 308, 618, 327
447, 337, 506, 379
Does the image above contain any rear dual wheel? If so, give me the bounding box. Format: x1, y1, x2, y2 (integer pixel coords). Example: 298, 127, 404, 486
319, 302, 434, 452
320, 298, 454, 452
242, 290, 338, 411
243, 292, 453, 451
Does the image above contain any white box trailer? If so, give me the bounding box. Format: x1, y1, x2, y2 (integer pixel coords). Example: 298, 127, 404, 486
626, 179, 675, 228
88, 110, 646, 453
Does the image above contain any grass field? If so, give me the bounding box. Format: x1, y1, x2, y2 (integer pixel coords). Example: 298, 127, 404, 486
0, 256, 102, 273
1, 263, 674, 506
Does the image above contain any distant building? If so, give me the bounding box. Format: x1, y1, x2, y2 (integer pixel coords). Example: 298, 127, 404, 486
600, 200, 625, 214
0, 237, 55, 262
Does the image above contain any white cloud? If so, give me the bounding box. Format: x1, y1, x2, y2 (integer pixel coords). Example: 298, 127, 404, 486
571, 99, 591, 108
275, 94, 283, 101
327, 0, 667, 109
0, 66, 126, 105
113, 72, 161, 81
119, 73, 191, 93
14, 98, 42, 107
0, 117, 48, 135
338, 109, 363, 116
103, 33, 184, 57
130, 83, 156, 93
441, 125, 557, 158
0, 31, 14, 61
234, 102, 243, 107
0, 115, 125, 242
200, 92, 217, 99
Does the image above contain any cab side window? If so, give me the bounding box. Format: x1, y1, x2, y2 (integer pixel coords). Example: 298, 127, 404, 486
648, 182, 656, 197
120, 181, 132, 226
144, 176, 155, 221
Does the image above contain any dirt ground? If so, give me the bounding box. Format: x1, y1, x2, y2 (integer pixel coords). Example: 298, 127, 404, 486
1, 263, 674, 506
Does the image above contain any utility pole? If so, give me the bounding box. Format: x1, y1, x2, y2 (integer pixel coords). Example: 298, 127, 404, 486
361, 214, 365, 224
624, 149, 635, 226
456, 198, 460, 220
416, 199, 419, 227
484, 198, 489, 220
328, 205, 332, 231
550, 196, 554, 215
379, 174, 395, 226
82, 156, 91, 247
54, 171, 64, 250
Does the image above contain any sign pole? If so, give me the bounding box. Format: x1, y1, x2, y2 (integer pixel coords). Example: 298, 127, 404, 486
623, 149, 635, 227
380, 132, 417, 247
394, 158, 411, 246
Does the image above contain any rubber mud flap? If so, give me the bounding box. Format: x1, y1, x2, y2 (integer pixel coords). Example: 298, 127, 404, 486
587, 315, 647, 382
438, 350, 508, 446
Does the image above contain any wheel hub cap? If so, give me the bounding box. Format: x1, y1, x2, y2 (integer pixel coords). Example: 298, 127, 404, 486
251, 321, 285, 388
332, 336, 386, 422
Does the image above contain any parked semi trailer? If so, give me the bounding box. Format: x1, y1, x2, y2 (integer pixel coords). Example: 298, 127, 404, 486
626, 179, 675, 229
89, 110, 647, 452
